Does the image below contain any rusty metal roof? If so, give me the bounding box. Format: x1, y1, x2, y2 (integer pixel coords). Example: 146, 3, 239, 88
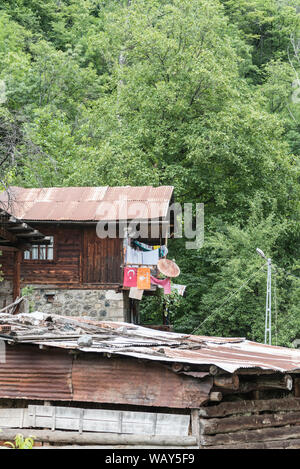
0, 186, 174, 222
1, 312, 300, 374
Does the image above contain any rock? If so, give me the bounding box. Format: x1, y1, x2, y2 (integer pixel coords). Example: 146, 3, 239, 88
77, 335, 93, 347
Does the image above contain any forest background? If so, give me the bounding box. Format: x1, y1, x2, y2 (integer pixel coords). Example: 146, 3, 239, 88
0, 0, 299, 346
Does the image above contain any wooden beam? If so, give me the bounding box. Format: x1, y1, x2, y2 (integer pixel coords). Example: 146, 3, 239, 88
200, 424, 300, 447
238, 374, 293, 393
209, 392, 222, 402
0, 225, 17, 243
213, 375, 239, 390
199, 397, 300, 418
0, 429, 197, 447
0, 245, 19, 252
13, 249, 22, 305
200, 411, 300, 435
204, 439, 300, 449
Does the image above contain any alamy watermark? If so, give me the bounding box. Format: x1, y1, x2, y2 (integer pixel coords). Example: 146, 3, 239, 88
95, 197, 204, 250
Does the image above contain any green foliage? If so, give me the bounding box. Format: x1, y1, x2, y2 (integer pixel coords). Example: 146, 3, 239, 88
0, 0, 299, 345
140, 288, 183, 325
4, 433, 35, 449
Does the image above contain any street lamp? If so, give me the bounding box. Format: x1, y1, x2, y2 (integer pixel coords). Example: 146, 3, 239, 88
256, 248, 272, 345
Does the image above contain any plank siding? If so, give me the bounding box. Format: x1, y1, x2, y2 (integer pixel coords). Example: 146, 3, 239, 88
83, 227, 121, 285
0, 250, 14, 282
21, 224, 81, 285
1, 224, 122, 287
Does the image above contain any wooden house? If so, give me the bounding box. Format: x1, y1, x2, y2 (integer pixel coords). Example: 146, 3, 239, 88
0, 207, 48, 312
0, 186, 174, 321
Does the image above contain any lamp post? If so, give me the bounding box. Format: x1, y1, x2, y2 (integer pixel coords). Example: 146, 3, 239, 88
256, 248, 272, 345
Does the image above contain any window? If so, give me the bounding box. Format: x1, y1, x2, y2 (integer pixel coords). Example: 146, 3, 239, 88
24, 236, 54, 261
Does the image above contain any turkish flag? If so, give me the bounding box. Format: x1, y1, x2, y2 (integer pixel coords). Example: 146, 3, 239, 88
123, 267, 137, 287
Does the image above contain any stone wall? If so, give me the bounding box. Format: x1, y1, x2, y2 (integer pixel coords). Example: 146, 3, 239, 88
22, 285, 128, 322
0, 280, 13, 309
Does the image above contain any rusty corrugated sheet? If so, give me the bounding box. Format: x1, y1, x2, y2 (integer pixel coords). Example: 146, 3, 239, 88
30, 320, 300, 374
0, 344, 73, 400
72, 354, 213, 408
0, 186, 174, 222
1, 312, 300, 407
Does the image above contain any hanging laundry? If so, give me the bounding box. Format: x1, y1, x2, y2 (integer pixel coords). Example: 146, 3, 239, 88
171, 283, 186, 296
142, 248, 159, 265
132, 240, 168, 259
150, 276, 171, 295
126, 245, 143, 265
137, 267, 151, 290
123, 267, 138, 287
129, 287, 144, 300
133, 240, 153, 251
159, 245, 168, 258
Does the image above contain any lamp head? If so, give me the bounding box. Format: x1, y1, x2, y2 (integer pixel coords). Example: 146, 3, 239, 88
256, 248, 266, 259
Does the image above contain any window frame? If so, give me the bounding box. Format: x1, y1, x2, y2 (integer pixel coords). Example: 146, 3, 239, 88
23, 235, 56, 262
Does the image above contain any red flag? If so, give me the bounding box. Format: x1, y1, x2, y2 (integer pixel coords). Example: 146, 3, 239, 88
123, 267, 137, 287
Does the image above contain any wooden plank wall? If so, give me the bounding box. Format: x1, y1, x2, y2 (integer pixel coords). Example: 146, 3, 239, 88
199, 398, 300, 449
82, 227, 122, 285
0, 405, 189, 436
0, 224, 122, 288
0, 406, 195, 448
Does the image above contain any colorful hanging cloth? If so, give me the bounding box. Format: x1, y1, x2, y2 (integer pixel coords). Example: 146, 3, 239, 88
129, 287, 144, 300
126, 245, 142, 265
159, 245, 168, 258
123, 267, 138, 287
132, 240, 153, 251
150, 276, 171, 294
142, 249, 159, 265
137, 267, 151, 290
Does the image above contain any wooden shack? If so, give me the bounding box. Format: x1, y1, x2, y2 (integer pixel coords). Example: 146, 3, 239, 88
0, 186, 174, 322
0, 314, 300, 449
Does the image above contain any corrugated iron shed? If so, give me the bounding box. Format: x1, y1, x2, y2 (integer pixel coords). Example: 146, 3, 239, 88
1, 312, 300, 374
0, 186, 174, 222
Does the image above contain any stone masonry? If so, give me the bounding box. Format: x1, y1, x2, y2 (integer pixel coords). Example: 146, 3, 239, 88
22, 285, 128, 322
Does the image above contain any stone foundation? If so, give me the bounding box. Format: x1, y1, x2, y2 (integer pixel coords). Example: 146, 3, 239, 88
23, 285, 128, 322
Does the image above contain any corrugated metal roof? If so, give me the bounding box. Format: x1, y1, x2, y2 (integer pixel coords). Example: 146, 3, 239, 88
0, 206, 49, 247
1, 312, 300, 374
0, 186, 174, 222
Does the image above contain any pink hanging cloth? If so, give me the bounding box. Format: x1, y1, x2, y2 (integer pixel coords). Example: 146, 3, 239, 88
123, 267, 138, 287
150, 276, 171, 294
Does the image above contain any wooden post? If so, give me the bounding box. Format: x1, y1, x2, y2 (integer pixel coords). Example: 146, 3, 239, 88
13, 249, 22, 312
191, 409, 200, 448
